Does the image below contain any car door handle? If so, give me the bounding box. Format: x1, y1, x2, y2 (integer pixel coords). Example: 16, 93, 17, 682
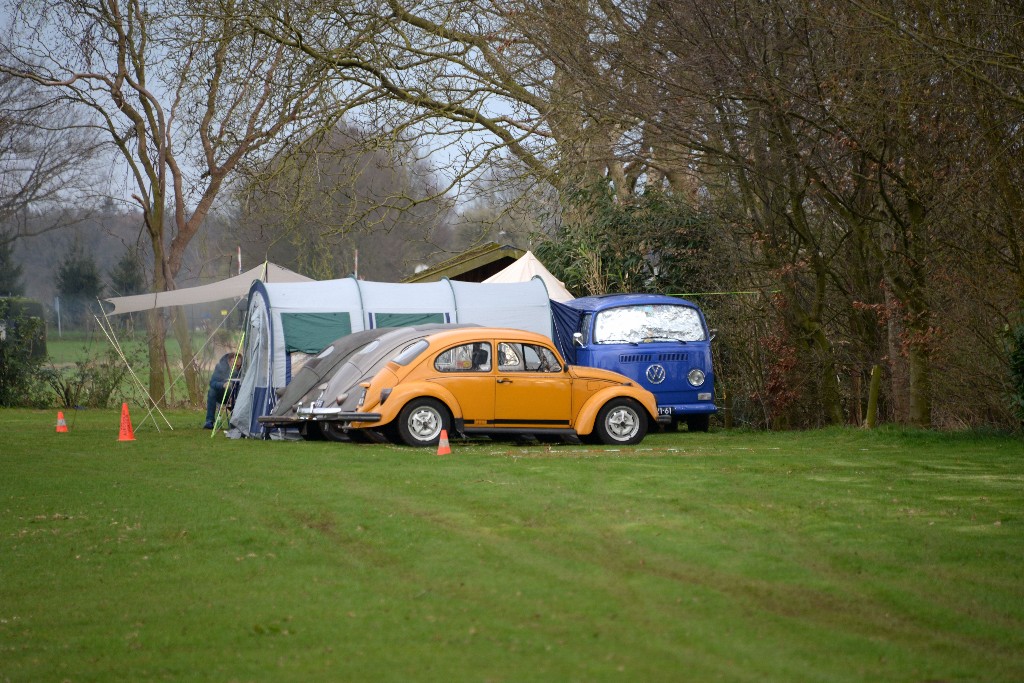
497, 378, 512, 384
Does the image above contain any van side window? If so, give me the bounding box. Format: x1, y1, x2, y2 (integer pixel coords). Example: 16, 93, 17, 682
580, 313, 593, 345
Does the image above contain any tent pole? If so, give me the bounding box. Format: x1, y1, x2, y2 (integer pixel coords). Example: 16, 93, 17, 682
94, 307, 173, 431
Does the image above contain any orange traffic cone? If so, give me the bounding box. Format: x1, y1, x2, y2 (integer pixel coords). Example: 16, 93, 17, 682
55, 411, 68, 433
436, 429, 451, 456
118, 402, 135, 442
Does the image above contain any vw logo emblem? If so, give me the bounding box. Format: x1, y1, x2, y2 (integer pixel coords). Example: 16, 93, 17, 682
646, 364, 667, 384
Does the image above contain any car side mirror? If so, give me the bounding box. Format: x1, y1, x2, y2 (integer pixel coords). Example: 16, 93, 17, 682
572, 332, 584, 348
709, 329, 717, 341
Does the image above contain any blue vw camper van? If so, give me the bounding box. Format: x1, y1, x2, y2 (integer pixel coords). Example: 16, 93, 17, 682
551, 294, 716, 431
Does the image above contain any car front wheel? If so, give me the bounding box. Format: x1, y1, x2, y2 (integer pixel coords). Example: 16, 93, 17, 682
595, 398, 647, 445
396, 398, 451, 447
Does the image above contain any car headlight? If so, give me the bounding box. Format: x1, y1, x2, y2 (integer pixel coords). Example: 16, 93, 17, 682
688, 369, 706, 387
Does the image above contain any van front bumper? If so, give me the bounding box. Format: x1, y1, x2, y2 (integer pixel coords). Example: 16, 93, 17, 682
657, 403, 717, 418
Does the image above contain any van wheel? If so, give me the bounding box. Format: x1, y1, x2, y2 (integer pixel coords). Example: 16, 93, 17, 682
397, 398, 451, 447
686, 415, 710, 432
595, 398, 647, 445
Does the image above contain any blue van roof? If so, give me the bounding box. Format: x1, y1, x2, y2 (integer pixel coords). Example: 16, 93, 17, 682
563, 293, 700, 313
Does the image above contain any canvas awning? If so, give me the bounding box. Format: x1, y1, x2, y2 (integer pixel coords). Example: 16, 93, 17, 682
101, 263, 311, 315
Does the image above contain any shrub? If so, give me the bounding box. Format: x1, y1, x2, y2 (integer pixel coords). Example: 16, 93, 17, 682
43, 346, 144, 409
0, 308, 49, 407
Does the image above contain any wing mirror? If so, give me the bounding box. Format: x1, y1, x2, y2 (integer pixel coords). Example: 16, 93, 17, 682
709, 329, 717, 341
572, 332, 585, 348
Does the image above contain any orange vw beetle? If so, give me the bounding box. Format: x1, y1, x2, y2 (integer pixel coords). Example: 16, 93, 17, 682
316, 328, 665, 447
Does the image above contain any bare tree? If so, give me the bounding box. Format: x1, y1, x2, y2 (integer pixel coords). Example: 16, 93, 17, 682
490, 0, 1024, 427
235, 122, 453, 280
2, 0, 345, 403
0, 72, 102, 239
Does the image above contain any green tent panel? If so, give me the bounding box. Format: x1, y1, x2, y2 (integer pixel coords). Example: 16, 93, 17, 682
373, 312, 446, 328
281, 312, 352, 354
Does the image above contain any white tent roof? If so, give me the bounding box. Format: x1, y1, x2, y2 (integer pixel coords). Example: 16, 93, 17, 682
102, 263, 312, 315
484, 251, 574, 302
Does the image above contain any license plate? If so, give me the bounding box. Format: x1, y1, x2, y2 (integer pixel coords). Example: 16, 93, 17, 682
657, 406, 673, 416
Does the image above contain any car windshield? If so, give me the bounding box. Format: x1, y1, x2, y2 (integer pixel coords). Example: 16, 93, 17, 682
593, 305, 705, 343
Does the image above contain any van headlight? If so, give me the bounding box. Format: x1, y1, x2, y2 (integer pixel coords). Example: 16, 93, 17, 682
688, 369, 706, 387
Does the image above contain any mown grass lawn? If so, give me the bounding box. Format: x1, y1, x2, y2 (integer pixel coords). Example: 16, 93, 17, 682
2, 408, 1022, 682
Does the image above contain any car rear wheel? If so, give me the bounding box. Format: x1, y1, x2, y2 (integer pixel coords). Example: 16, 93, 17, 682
318, 421, 349, 442
396, 398, 451, 447
595, 398, 647, 445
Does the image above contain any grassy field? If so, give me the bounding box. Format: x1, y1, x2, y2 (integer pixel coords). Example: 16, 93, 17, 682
2, 408, 1022, 682
43, 330, 242, 408
45, 330, 236, 367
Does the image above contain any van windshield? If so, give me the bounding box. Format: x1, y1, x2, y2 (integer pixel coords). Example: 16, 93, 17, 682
593, 305, 705, 344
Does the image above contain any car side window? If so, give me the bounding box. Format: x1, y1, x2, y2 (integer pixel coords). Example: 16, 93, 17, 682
498, 342, 561, 373
435, 342, 491, 372
392, 339, 428, 366
497, 342, 522, 372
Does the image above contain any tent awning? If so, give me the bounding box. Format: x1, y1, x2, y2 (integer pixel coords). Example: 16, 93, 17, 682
102, 263, 312, 315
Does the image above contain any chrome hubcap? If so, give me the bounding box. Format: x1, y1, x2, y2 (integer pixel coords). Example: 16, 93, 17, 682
607, 407, 639, 440
409, 407, 441, 441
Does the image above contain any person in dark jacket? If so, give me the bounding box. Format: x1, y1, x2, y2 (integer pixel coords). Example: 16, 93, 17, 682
204, 352, 241, 429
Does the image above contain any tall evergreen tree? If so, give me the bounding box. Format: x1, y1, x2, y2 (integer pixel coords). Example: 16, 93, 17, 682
108, 248, 145, 297
0, 233, 25, 297
106, 247, 145, 332
56, 242, 103, 327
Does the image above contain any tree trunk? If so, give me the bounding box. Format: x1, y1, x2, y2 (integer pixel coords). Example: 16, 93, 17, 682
904, 293, 933, 427
883, 279, 908, 422
171, 306, 203, 404
146, 309, 168, 407
805, 322, 845, 425
907, 341, 932, 427
865, 364, 881, 428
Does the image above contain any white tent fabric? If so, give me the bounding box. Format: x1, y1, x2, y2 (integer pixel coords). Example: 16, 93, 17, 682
484, 251, 574, 302
232, 276, 555, 437
101, 263, 312, 315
